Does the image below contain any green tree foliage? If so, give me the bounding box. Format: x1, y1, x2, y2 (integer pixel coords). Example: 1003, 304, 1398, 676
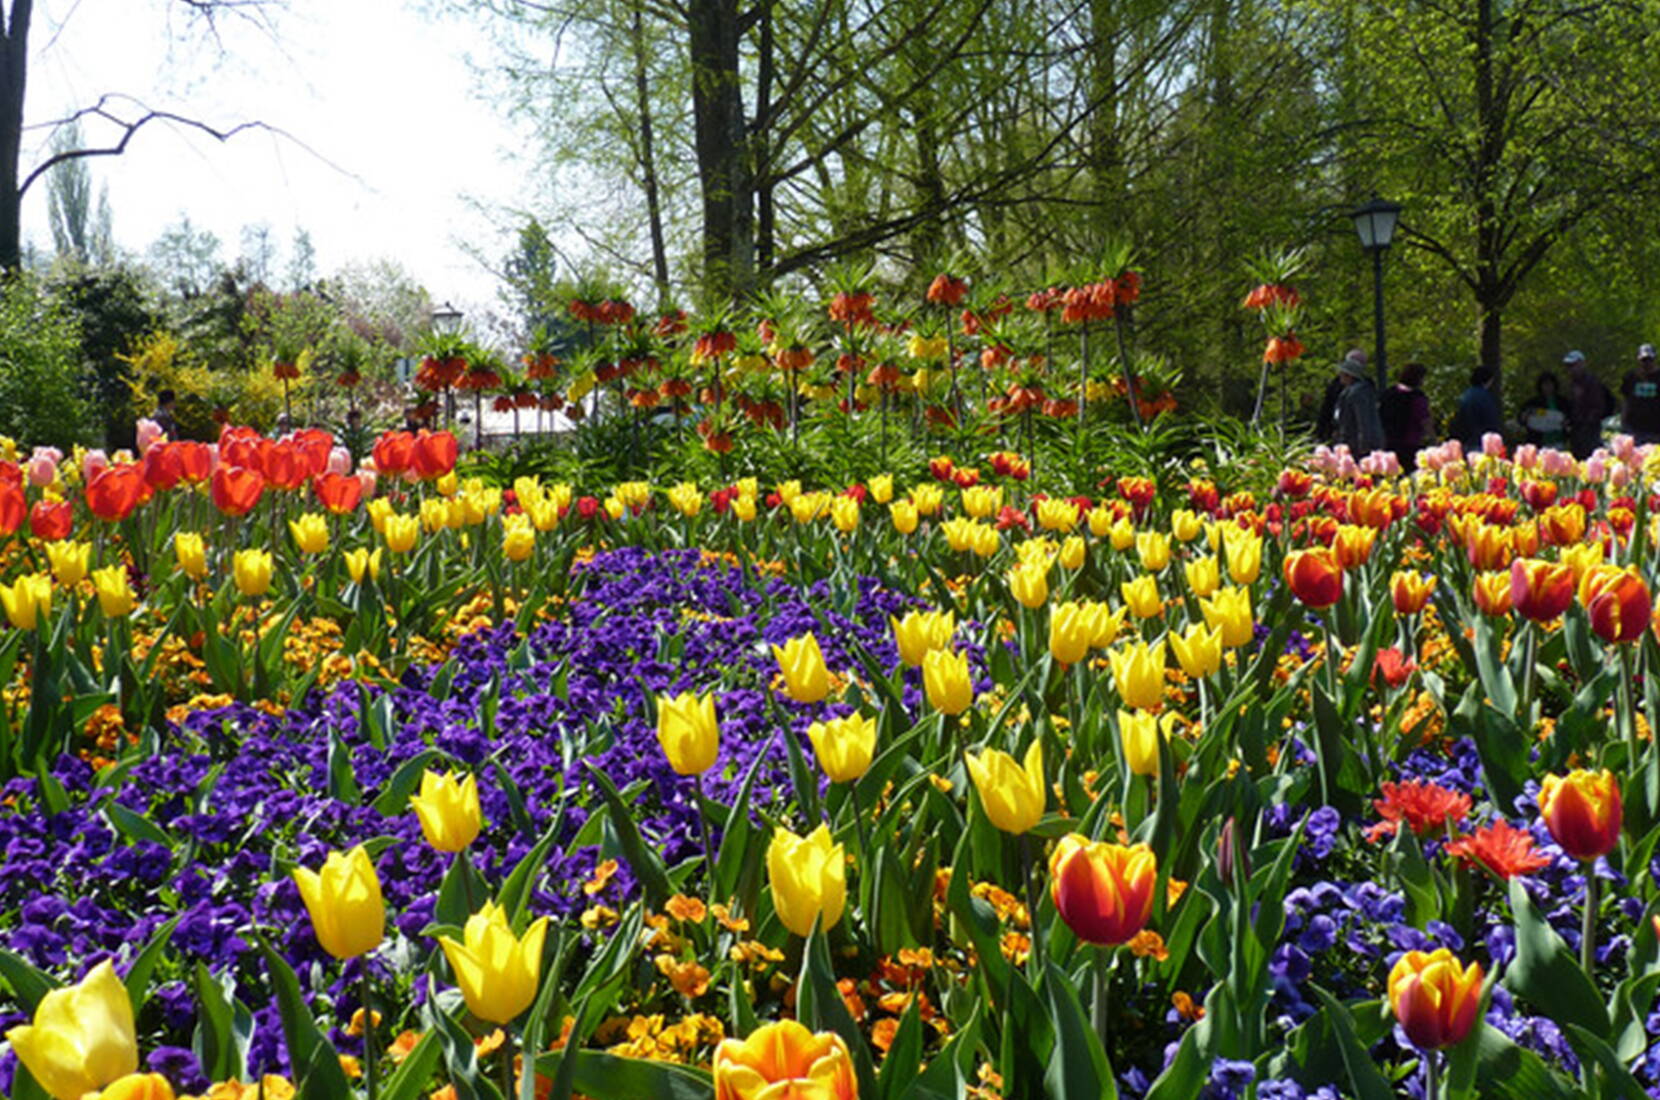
0, 273, 90, 450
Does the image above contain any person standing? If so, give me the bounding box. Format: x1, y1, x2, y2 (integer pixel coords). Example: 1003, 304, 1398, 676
1380, 361, 1433, 469
1621, 344, 1660, 445
151, 389, 179, 441
1518, 373, 1569, 448
1334, 356, 1384, 454
1448, 366, 1502, 450
1564, 350, 1612, 458
1319, 349, 1368, 443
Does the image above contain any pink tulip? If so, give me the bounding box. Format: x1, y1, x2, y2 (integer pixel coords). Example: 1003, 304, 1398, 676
82, 449, 108, 482
1610, 462, 1631, 489
1443, 439, 1464, 463
26, 451, 58, 487
1585, 455, 1607, 483
357, 467, 378, 499
1481, 432, 1505, 458
328, 447, 352, 476
136, 418, 164, 455
1515, 444, 1538, 471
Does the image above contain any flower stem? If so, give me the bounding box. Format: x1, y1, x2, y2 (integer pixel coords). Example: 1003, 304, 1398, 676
1020, 832, 1045, 978
499, 1026, 517, 1100
1092, 946, 1114, 1055
694, 773, 719, 894
1424, 1049, 1440, 1100
359, 965, 378, 1100
1582, 871, 1599, 975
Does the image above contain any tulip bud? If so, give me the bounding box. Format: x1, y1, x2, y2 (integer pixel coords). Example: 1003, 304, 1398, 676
383, 514, 420, 553
1135, 530, 1171, 572
410, 770, 484, 852
344, 547, 383, 584
1539, 769, 1622, 861
964, 739, 1045, 834
292, 846, 385, 960
655, 690, 720, 775
1472, 571, 1513, 616
437, 902, 550, 1024
1048, 600, 1096, 665
1048, 834, 1157, 945
1117, 709, 1167, 777
767, 824, 846, 937
1388, 949, 1483, 1050
1390, 570, 1437, 615
890, 500, 919, 534
868, 474, 893, 503
806, 712, 877, 783
1108, 640, 1166, 710
1008, 561, 1049, 609
922, 647, 974, 715
772, 631, 831, 704
1223, 528, 1263, 584
1168, 622, 1223, 678
4, 960, 138, 1100
287, 513, 330, 555
232, 548, 273, 597
92, 566, 136, 618
1185, 555, 1221, 598
1217, 816, 1249, 889
1, 572, 52, 630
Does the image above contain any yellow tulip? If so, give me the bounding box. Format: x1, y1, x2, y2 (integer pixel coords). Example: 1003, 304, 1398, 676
383, 514, 420, 553
1088, 601, 1127, 648
89, 1073, 176, 1100
775, 479, 802, 506
1087, 505, 1115, 537
438, 902, 550, 1024
1136, 531, 1171, 572
1118, 709, 1168, 776
410, 770, 484, 852
1223, 528, 1263, 584
772, 632, 831, 703
713, 1020, 856, 1100
732, 494, 758, 522
232, 549, 273, 597
1184, 555, 1221, 598
173, 532, 208, 579
1015, 538, 1055, 568
807, 712, 877, 783
1109, 517, 1136, 551
46, 541, 90, 588
1168, 622, 1223, 678
603, 497, 625, 521
1036, 497, 1079, 532
868, 474, 894, 503
292, 846, 384, 960
1058, 535, 1086, 571
656, 690, 720, 775
344, 547, 383, 584
1108, 640, 1166, 710
3, 959, 137, 1100
1049, 600, 1095, 665
366, 497, 394, 534
1120, 574, 1163, 619
890, 500, 919, 535
969, 523, 1000, 558
1170, 509, 1203, 542
891, 609, 955, 667
287, 513, 330, 555
734, 477, 758, 500
962, 485, 1002, 519
909, 483, 944, 516
419, 497, 449, 532
1008, 561, 1049, 609
830, 496, 860, 533
503, 522, 535, 562
940, 516, 976, 552
1200, 586, 1255, 648
435, 471, 459, 497
92, 566, 135, 618
767, 824, 846, 937
667, 482, 703, 517
923, 647, 974, 714
1, 573, 52, 630
964, 739, 1045, 834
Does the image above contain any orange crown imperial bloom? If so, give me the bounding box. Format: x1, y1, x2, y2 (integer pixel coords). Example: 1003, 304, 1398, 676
1366, 779, 1471, 842
712, 1019, 857, 1100
1539, 769, 1622, 861
1283, 547, 1343, 609
1580, 565, 1652, 645
1509, 558, 1575, 623
1048, 834, 1157, 946
1444, 819, 1551, 880
1389, 949, 1484, 1051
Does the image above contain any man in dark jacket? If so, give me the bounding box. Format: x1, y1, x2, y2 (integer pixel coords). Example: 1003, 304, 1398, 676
1565, 350, 1611, 458
1449, 366, 1502, 450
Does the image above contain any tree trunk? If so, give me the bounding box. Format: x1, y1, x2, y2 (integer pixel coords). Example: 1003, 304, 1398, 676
754, 0, 774, 280
910, 85, 946, 271
688, 0, 752, 299
629, 0, 671, 309
1472, 0, 1502, 379
0, 1, 33, 271
1088, 0, 1121, 242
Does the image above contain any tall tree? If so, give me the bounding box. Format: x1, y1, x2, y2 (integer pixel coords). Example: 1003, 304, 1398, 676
46, 120, 113, 264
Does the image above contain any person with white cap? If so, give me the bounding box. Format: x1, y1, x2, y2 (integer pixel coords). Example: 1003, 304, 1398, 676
1622, 344, 1660, 444
1564, 349, 1612, 458
1333, 352, 1384, 454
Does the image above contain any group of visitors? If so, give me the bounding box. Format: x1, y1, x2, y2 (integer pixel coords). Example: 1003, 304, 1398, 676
1320, 343, 1660, 463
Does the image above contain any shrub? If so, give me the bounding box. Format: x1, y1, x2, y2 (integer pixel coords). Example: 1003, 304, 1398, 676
0, 273, 90, 450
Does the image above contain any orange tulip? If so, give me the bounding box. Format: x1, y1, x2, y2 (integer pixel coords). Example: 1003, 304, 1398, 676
412, 431, 460, 480
1388, 949, 1483, 1051
210, 465, 265, 517
1539, 769, 1621, 861
1472, 571, 1513, 616
1048, 833, 1157, 946
1509, 558, 1574, 622
174, 440, 214, 483
372, 431, 415, 475
263, 440, 309, 491
0, 482, 22, 535
85, 464, 145, 522
712, 1020, 856, 1100
313, 472, 363, 515
1580, 565, 1651, 644
1283, 547, 1343, 609
1390, 571, 1436, 616
29, 500, 73, 542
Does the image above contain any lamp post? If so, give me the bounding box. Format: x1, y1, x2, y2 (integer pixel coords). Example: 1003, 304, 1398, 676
1350, 196, 1401, 394
430, 302, 464, 433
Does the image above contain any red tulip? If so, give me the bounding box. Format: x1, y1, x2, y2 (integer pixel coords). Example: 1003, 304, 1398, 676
1580, 565, 1651, 644
86, 464, 145, 522
0, 481, 24, 534
174, 441, 214, 483
411, 431, 459, 480
211, 465, 266, 517
313, 472, 363, 515
1389, 949, 1483, 1051
372, 431, 415, 475
1283, 547, 1343, 609
28, 500, 72, 541
1509, 558, 1575, 623
1539, 769, 1622, 861
263, 441, 309, 490
1048, 834, 1157, 946
142, 442, 184, 492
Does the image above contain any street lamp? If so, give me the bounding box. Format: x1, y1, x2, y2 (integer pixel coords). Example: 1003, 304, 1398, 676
1350, 196, 1401, 394
431, 301, 464, 334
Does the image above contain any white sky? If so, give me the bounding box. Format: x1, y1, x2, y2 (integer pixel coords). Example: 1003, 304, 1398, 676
19, 0, 532, 314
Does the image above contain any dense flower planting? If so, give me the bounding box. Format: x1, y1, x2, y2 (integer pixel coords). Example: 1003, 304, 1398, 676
5, 422, 1660, 1100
